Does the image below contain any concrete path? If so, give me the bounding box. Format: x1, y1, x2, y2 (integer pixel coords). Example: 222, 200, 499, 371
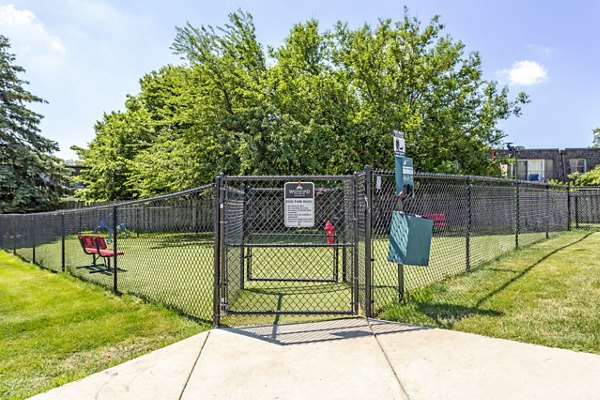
30, 318, 600, 400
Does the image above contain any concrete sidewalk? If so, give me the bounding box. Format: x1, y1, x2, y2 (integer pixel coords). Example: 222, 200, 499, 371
30, 318, 600, 400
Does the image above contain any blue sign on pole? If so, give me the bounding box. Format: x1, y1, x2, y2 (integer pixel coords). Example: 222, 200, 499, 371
394, 156, 414, 198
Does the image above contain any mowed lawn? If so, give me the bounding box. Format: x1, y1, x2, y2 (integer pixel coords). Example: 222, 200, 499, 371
0, 251, 208, 400
31, 232, 216, 321
25, 230, 546, 326
380, 231, 600, 354
370, 231, 545, 312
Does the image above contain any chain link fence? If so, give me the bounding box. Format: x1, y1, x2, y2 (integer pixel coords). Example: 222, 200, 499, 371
570, 187, 600, 229
215, 175, 358, 326
0, 169, 590, 327
1, 185, 216, 322
368, 170, 571, 324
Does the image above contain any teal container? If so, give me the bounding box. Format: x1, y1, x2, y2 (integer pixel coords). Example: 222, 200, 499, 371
388, 211, 433, 266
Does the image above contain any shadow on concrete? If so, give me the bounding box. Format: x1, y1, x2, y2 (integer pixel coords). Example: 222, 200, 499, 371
224, 318, 429, 346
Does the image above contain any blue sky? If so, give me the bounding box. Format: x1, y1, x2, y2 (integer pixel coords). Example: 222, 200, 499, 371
1, 0, 599, 160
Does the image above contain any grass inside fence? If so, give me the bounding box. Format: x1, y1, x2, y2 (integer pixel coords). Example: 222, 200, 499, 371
379, 230, 600, 354
0, 250, 209, 400
22, 230, 548, 326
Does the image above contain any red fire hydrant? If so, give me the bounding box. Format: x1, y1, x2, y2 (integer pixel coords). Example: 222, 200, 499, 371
324, 220, 336, 247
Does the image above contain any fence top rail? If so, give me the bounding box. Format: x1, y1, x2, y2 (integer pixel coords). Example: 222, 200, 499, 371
223, 174, 355, 181
571, 186, 600, 192
0, 183, 215, 217
0, 168, 578, 218
246, 187, 342, 193
371, 169, 569, 189
116, 183, 215, 208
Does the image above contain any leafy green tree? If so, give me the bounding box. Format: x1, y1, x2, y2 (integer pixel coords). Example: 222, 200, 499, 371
573, 165, 600, 186
172, 11, 270, 175
76, 9, 528, 201
592, 127, 600, 148
330, 13, 528, 174
0, 35, 68, 212
73, 96, 154, 201
267, 20, 359, 174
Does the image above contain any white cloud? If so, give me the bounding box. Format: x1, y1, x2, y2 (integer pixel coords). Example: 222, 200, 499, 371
526, 44, 556, 56
538, 47, 556, 55
0, 4, 35, 27
501, 60, 548, 86
50, 39, 66, 55
0, 4, 66, 56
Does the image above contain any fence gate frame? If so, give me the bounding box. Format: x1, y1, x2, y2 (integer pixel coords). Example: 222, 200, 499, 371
213, 173, 368, 326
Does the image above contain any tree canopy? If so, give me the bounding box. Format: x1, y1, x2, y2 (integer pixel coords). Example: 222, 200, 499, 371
75, 10, 528, 201
591, 127, 600, 148
0, 35, 68, 213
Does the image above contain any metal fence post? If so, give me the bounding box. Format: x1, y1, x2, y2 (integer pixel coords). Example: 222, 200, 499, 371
515, 180, 520, 248
31, 215, 36, 264
364, 165, 373, 318
112, 206, 119, 294
12, 216, 16, 255
239, 183, 246, 290
575, 193, 579, 229
219, 177, 228, 320
546, 184, 550, 238
567, 186, 571, 231
213, 175, 222, 327
352, 173, 360, 315
465, 177, 472, 272
61, 213, 66, 272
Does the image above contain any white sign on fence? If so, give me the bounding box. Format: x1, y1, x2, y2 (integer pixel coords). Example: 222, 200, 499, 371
284, 182, 315, 228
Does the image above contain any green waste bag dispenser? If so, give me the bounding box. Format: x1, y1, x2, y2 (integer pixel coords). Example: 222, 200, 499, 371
387, 130, 433, 267
388, 212, 433, 266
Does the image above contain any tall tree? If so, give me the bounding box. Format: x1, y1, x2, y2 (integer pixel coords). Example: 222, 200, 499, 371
72, 96, 154, 201
0, 35, 68, 212
76, 10, 529, 201
592, 127, 600, 148
330, 13, 528, 173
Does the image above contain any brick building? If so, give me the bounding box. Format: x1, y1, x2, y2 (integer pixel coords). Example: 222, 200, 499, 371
495, 147, 600, 182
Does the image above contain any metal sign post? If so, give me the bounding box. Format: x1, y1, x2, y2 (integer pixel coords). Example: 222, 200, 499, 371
392, 130, 408, 300
388, 130, 433, 301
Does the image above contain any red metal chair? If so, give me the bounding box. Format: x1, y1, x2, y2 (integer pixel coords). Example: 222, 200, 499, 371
77, 235, 124, 273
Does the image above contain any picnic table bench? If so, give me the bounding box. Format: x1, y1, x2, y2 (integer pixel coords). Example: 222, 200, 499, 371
421, 213, 448, 227
77, 235, 124, 273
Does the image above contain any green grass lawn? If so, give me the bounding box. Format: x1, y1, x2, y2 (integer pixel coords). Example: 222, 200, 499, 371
10, 227, 595, 361
370, 231, 544, 313
29, 232, 216, 322
22, 230, 547, 326
30, 233, 356, 326
379, 230, 600, 354
0, 251, 209, 400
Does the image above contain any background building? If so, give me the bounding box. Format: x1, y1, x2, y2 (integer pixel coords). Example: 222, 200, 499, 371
495, 148, 600, 182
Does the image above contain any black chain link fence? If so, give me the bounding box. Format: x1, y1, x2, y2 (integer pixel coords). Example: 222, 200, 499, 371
215, 175, 358, 326
0, 169, 592, 328
368, 170, 572, 325
570, 187, 600, 230
1, 185, 216, 322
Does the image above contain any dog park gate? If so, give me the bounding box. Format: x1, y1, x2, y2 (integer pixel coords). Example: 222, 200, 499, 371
214, 174, 366, 324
